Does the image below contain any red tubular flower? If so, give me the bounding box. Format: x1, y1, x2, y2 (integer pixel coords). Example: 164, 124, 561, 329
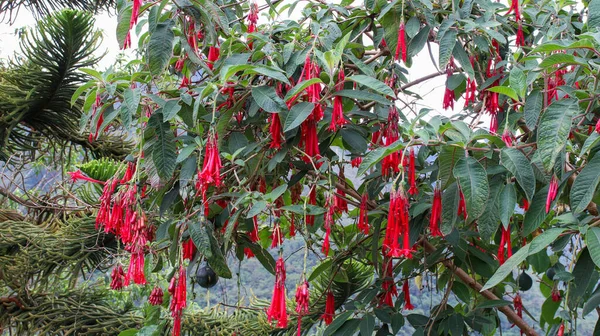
506, 0, 521, 21
558, 323, 565, 336
395, 22, 407, 62
149, 286, 164, 306
289, 216, 296, 237
169, 266, 187, 336
516, 21, 525, 47
502, 129, 513, 147
334, 169, 348, 214
382, 107, 401, 177
443, 85, 455, 110
306, 186, 317, 226
295, 281, 310, 335
321, 291, 336, 325
357, 193, 370, 234
322, 195, 335, 256
464, 56, 478, 107
595, 119, 600, 134
186, 20, 198, 52
68, 170, 104, 184
244, 248, 255, 258
267, 257, 288, 328
182, 239, 196, 261
408, 148, 418, 195
457, 189, 467, 218
548, 68, 566, 104
329, 70, 347, 131
497, 225, 512, 265
120, 162, 136, 184
384, 189, 413, 258
197, 133, 223, 216
269, 113, 283, 149
546, 175, 558, 213
125, 250, 147, 286
351, 157, 362, 168
403, 280, 414, 310
179, 75, 190, 89
513, 294, 523, 319
300, 119, 321, 164
522, 199, 530, 211
271, 222, 283, 249
249, 216, 260, 242
110, 264, 125, 290
379, 258, 398, 307
247, 2, 259, 48
207, 46, 220, 70
429, 185, 443, 237
551, 288, 561, 302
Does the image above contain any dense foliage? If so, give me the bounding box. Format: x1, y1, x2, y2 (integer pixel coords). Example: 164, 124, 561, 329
3, 0, 600, 335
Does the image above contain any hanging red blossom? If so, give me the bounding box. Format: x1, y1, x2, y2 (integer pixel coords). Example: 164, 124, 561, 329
321, 291, 336, 325
546, 175, 558, 213
267, 257, 288, 328
271, 222, 283, 249
197, 132, 223, 216
357, 193, 370, 235
207, 46, 220, 70
68, 170, 104, 184
464, 56, 477, 107
300, 119, 321, 164
497, 225, 513, 265
289, 216, 296, 237
379, 258, 398, 307
124, 250, 147, 286
516, 21, 525, 47
294, 281, 310, 335
382, 107, 401, 177
269, 113, 283, 149
429, 185, 443, 237
351, 157, 362, 168
247, 2, 259, 49
334, 169, 349, 214
408, 148, 419, 195
442, 86, 455, 110
169, 266, 187, 336
329, 77, 347, 132
403, 280, 414, 310
557, 323, 565, 336
513, 293, 523, 319
306, 186, 317, 226
457, 188, 467, 218
182, 239, 196, 261
110, 264, 125, 290
249, 216, 260, 242
395, 22, 407, 62
595, 119, 600, 134
383, 189, 413, 258
502, 129, 514, 147
244, 248, 255, 258
551, 288, 561, 302
149, 286, 164, 306
506, 0, 521, 21
322, 195, 335, 256
522, 199, 530, 211
547, 68, 566, 104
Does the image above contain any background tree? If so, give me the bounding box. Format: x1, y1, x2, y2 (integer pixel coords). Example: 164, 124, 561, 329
2, 0, 600, 335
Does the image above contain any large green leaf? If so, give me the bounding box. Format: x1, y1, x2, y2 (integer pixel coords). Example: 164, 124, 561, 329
524, 89, 543, 130
522, 184, 550, 236
335, 90, 392, 105
498, 183, 516, 227
148, 113, 177, 180
441, 182, 459, 235
438, 29, 457, 69
438, 145, 461, 189
251, 86, 287, 113
570, 153, 600, 213
478, 178, 502, 242
356, 139, 404, 176
453, 157, 489, 221
501, 148, 536, 201
590, 0, 600, 28
537, 99, 577, 172
482, 228, 565, 290
586, 227, 600, 269
282, 102, 314, 132
148, 21, 174, 76
568, 248, 595, 309
347, 75, 395, 97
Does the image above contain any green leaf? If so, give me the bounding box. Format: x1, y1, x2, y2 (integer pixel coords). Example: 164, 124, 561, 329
163, 100, 182, 122
452, 42, 474, 79
123, 87, 141, 116
524, 90, 543, 131
347, 75, 395, 97
474, 300, 512, 309
323, 311, 353, 336
568, 248, 595, 309
539, 53, 586, 68
282, 102, 314, 132
589, 0, 600, 28
335, 90, 392, 105
581, 132, 600, 155
116, 3, 132, 49
284, 78, 323, 102
523, 184, 550, 236
438, 145, 461, 189
360, 315, 375, 336
308, 259, 333, 282
477, 179, 502, 242
541, 296, 561, 323
438, 29, 457, 69
118, 329, 138, 336
501, 148, 536, 201
537, 99, 577, 173
532, 39, 596, 53
243, 242, 276, 275
498, 183, 516, 227
441, 182, 459, 235
246, 201, 267, 218
71, 81, 95, 106
341, 128, 368, 154
148, 113, 177, 180
332, 319, 361, 336
453, 157, 489, 221
482, 228, 564, 290
586, 228, 600, 269
356, 139, 404, 176
509, 67, 527, 98
582, 289, 600, 317
250, 66, 290, 85
252, 86, 287, 113
264, 185, 287, 202
486, 86, 519, 101
570, 154, 600, 213
148, 21, 174, 76
189, 221, 212, 259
